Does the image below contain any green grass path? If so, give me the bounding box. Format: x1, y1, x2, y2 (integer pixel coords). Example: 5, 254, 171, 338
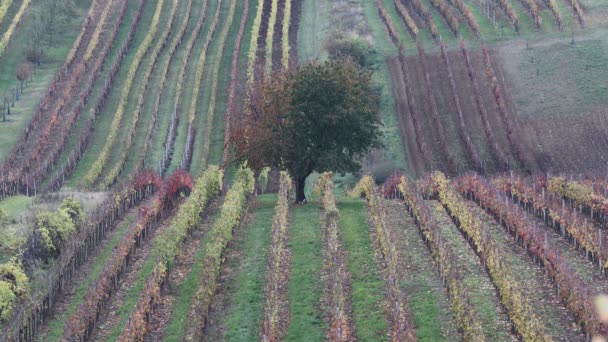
222, 194, 275, 341
338, 198, 388, 341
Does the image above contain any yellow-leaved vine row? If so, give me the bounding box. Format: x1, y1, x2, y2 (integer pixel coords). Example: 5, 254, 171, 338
118, 166, 227, 341
183, 166, 255, 341
430, 172, 551, 341
247, 0, 265, 83
394, 0, 418, 39
0, 0, 14, 27
546, 0, 563, 30
394, 176, 487, 341
102, 0, 179, 188
65, 0, 98, 67
352, 176, 417, 341
132, 0, 194, 176
264, 0, 278, 75
319, 172, 354, 341
281, 0, 291, 68
83, 0, 115, 63
0, 0, 31, 60
196, 0, 237, 172
261, 171, 292, 341
83, 0, 165, 187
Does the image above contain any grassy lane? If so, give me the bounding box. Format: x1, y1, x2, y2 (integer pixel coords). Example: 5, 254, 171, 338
464, 200, 584, 340
297, 0, 329, 62
0, 0, 91, 162
338, 198, 388, 341
283, 202, 325, 341
66, 0, 157, 186
209, 194, 276, 341
39, 211, 137, 341
384, 200, 459, 341
428, 201, 515, 341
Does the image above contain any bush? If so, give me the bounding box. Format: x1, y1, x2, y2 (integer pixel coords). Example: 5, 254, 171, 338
325, 31, 376, 69
0, 257, 29, 321
30, 197, 82, 261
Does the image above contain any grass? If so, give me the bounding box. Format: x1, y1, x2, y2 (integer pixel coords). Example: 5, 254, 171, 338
297, 0, 330, 63
0, 0, 91, 162
338, 198, 388, 341
42, 212, 136, 341
0, 195, 31, 219
284, 201, 325, 341
223, 194, 275, 341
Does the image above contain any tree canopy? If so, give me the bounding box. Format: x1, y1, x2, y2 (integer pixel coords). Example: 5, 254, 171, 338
231, 59, 382, 202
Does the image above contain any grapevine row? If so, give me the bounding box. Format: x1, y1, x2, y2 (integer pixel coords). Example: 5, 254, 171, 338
518, 0, 541, 28
281, 0, 291, 68
83, 0, 166, 186
439, 42, 482, 171
429, 0, 459, 35
459, 40, 509, 168
493, 175, 608, 271
546, 176, 608, 228
42, 0, 144, 193
181, 166, 254, 341
455, 174, 608, 339
102, 0, 179, 188
394, 0, 418, 39
247, 0, 265, 83
265, 0, 279, 74
62, 170, 193, 340
394, 176, 486, 340
481, 44, 534, 171
545, 0, 563, 31
496, 0, 519, 32
24, 0, 130, 190
83, 0, 115, 63
117, 167, 225, 341
1, 170, 160, 341
417, 42, 457, 173
570, 0, 584, 27
353, 176, 417, 341
160, 0, 209, 174
397, 45, 432, 169
429, 172, 551, 341
449, 0, 479, 36
261, 172, 292, 341
0, 0, 13, 26
0, 0, 31, 60
375, 0, 400, 45
222, 0, 250, 165
64, 0, 99, 68
196, 0, 238, 171
406, 0, 439, 39
319, 173, 354, 341
181, 0, 224, 171
132, 0, 194, 176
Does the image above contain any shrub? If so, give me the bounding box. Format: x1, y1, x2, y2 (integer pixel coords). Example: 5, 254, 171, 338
325, 31, 376, 69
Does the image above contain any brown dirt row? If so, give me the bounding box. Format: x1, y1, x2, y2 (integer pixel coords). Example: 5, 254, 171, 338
271, 0, 286, 72
287, 0, 302, 70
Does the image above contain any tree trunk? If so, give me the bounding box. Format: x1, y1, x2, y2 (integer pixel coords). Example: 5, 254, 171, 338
296, 176, 306, 204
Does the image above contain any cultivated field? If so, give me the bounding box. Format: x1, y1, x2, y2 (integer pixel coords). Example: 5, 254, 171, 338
0, 0, 607, 341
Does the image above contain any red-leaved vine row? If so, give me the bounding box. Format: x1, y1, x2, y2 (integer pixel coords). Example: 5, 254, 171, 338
375, 0, 400, 45
62, 170, 193, 340
496, 0, 520, 32
493, 175, 608, 272
42, 0, 145, 193
454, 173, 608, 340
261, 172, 292, 341
429, 0, 459, 35
459, 40, 508, 170
1, 170, 161, 342
417, 42, 457, 174
439, 42, 482, 171
397, 45, 432, 169
405, 0, 438, 39
353, 176, 418, 341
448, 0, 479, 36
481, 43, 533, 171
393, 0, 418, 39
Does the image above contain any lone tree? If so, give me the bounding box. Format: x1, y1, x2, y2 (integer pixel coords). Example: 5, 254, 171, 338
16, 63, 32, 92
231, 59, 382, 203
